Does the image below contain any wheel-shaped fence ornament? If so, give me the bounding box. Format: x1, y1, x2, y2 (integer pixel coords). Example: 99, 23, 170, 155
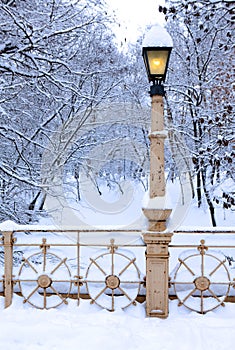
172, 240, 231, 314
18, 239, 72, 309
85, 239, 141, 311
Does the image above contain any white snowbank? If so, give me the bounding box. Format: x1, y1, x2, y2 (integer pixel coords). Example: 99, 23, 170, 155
1, 296, 235, 350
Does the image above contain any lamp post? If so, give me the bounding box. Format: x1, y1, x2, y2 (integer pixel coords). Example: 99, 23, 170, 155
142, 25, 173, 231
142, 25, 173, 318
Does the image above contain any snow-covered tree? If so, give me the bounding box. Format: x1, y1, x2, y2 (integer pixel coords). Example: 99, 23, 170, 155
161, 0, 234, 225
0, 0, 118, 221
0, 0, 150, 223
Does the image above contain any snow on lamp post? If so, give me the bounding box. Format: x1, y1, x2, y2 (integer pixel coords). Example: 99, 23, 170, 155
142, 25, 173, 319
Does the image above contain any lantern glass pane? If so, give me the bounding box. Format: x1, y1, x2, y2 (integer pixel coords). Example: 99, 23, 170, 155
147, 50, 169, 75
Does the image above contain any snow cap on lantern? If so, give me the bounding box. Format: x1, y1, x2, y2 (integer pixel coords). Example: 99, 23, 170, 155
142, 24, 173, 84
142, 24, 173, 48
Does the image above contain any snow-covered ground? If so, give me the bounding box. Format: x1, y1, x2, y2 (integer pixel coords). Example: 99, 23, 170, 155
1, 295, 235, 350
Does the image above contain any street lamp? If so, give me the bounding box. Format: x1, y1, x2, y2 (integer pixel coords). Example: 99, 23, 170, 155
142, 24, 173, 212
142, 25, 173, 319
142, 46, 172, 96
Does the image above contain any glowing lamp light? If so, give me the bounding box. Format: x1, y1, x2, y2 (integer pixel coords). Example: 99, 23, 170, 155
142, 47, 172, 83
142, 25, 173, 95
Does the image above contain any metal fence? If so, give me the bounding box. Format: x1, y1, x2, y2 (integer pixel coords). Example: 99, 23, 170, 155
1, 228, 235, 316
169, 230, 235, 314
0, 229, 146, 311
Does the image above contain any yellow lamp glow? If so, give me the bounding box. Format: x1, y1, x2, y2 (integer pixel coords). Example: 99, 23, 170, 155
153, 59, 160, 65
142, 47, 172, 83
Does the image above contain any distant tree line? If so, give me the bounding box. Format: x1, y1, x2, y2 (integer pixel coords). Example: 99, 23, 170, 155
0, 0, 234, 226
0, 0, 149, 223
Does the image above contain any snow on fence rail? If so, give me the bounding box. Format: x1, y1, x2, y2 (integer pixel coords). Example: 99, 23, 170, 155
0, 225, 235, 316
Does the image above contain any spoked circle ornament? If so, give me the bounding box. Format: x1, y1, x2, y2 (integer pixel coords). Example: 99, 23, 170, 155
85, 240, 141, 311
18, 239, 72, 309
172, 240, 231, 313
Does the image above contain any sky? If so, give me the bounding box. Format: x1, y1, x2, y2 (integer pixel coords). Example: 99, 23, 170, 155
108, 0, 166, 44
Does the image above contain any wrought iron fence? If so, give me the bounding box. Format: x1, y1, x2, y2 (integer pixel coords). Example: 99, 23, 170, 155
169, 231, 235, 314
1, 228, 235, 316
0, 229, 146, 311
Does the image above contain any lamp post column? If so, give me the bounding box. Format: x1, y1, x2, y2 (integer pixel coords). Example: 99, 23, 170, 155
141, 24, 173, 318
150, 94, 166, 198
143, 91, 172, 318
142, 92, 171, 231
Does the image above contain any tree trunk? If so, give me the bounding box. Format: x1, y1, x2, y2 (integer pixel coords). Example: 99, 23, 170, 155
201, 168, 216, 227
196, 167, 202, 207
28, 191, 41, 210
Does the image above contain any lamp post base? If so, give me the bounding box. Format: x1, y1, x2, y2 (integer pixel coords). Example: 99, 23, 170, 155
143, 232, 173, 318
142, 208, 172, 231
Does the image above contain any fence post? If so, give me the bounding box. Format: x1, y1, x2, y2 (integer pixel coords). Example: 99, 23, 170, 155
143, 232, 172, 318
2, 231, 14, 308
